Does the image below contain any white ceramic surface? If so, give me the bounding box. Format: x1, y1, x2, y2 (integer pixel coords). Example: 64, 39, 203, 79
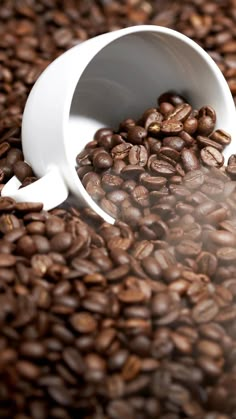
2, 25, 236, 224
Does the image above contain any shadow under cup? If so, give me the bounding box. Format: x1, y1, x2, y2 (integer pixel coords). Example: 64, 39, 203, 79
67, 29, 235, 221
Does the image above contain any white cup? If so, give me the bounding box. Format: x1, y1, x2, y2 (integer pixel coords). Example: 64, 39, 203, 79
2, 25, 236, 224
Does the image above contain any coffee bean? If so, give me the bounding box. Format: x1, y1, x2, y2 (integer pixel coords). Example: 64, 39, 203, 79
161, 120, 183, 134
62, 347, 84, 375
127, 126, 147, 145
20, 341, 46, 358
217, 247, 236, 262
6, 148, 23, 166
197, 135, 223, 151
0, 141, 10, 157
119, 119, 135, 132
183, 117, 198, 134
159, 146, 180, 161
94, 128, 113, 143
111, 143, 132, 159
147, 121, 162, 137
197, 252, 218, 276
13, 160, 33, 182
70, 312, 97, 333
93, 150, 113, 169
101, 173, 123, 191
210, 130, 231, 146
107, 400, 134, 419
15, 202, 43, 212
183, 169, 205, 189
150, 159, 176, 177
166, 103, 192, 122
128, 145, 148, 166
176, 239, 202, 257
163, 136, 186, 151
16, 360, 41, 380
131, 185, 149, 207
121, 164, 145, 179
192, 299, 219, 323
118, 288, 145, 304
181, 148, 200, 171
199, 105, 216, 123
208, 230, 236, 247
197, 355, 222, 376
45, 216, 65, 237
159, 102, 175, 114
201, 146, 224, 167
48, 386, 72, 406
197, 339, 223, 358
122, 355, 141, 381
158, 91, 186, 106
0, 254, 16, 267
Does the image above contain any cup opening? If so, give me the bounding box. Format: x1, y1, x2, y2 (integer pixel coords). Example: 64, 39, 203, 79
66, 28, 236, 222
68, 30, 235, 166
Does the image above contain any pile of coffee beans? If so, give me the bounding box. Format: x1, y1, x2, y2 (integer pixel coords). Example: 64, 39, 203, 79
76, 91, 231, 223
2, 1, 236, 418
0, 92, 236, 418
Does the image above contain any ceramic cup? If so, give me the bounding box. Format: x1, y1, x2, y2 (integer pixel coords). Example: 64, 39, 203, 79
2, 25, 236, 224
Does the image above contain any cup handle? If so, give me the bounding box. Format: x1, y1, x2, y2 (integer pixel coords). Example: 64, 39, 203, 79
1, 167, 69, 211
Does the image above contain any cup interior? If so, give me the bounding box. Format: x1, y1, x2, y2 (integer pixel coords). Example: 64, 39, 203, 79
67, 29, 235, 166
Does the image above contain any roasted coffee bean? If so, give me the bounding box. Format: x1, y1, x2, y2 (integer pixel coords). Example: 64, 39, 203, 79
166, 103, 192, 122
161, 120, 183, 134
158, 91, 186, 106
140, 174, 167, 190
45, 217, 65, 237
143, 109, 163, 130
197, 107, 216, 136
183, 117, 198, 134
197, 135, 223, 151
163, 136, 186, 151
208, 230, 236, 247
6, 148, 23, 166
50, 232, 72, 252
111, 143, 132, 160
147, 121, 162, 137
127, 126, 147, 145
16, 360, 41, 380
128, 145, 148, 166
150, 159, 176, 177
192, 299, 219, 324
121, 164, 145, 179
13, 160, 33, 182
93, 150, 113, 169
181, 148, 200, 172
226, 164, 236, 178
159, 146, 180, 161
197, 252, 218, 276
216, 247, 236, 263
101, 173, 123, 191
131, 185, 149, 207
70, 312, 97, 333
183, 169, 205, 189
107, 190, 129, 205
94, 128, 113, 143
176, 239, 202, 257
210, 129, 231, 145
201, 146, 224, 167
159, 102, 175, 114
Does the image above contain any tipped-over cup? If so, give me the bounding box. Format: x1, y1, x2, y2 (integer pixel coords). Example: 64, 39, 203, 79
2, 25, 236, 224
